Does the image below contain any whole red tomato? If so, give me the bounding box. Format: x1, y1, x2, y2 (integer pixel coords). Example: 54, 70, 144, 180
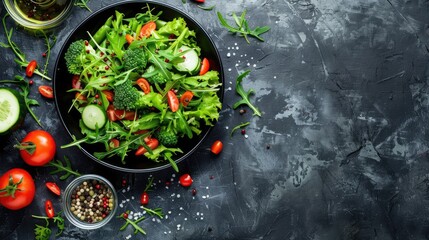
0, 168, 36, 210
18, 130, 56, 166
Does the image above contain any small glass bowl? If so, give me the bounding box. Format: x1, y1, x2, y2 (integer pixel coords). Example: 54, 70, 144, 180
62, 174, 118, 230
2, 0, 75, 30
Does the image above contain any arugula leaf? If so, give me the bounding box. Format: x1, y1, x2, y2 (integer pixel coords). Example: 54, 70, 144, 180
144, 145, 183, 172
1, 14, 51, 80
32, 212, 65, 239
75, 0, 92, 12
142, 206, 164, 218
232, 70, 262, 117
198, 5, 216, 11
230, 122, 250, 137
217, 10, 270, 44
34, 224, 51, 240
46, 156, 81, 180
117, 212, 146, 235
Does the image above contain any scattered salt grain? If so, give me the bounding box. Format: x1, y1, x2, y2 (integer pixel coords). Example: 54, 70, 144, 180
196, 212, 200, 216
274, 76, 277, 79
184, 218, 188, 221
172, 174, 176, 177
152, 218, 156, 222
228, 68, 232, 71
119, 203, 124, 208
247, 63, 250, 66
225, 126, 229, 130
244, 134, 249, 139
202, 196, 206, 199
253, 64, 257, 67
168, 211, 172, 214
236, 46, 239, 50
165, 215, 169, 219
122, 189, 126, 193
227, 87, 232, 91
232, 52, 236, 56
206, 186, 209, 189
177, 194, 181, 198
125, 234, 132, 239
179, 207, 184, 210
234, 42, 238, 46
226, 53, 231, 57
164, 232, 167, 235
131, 196, 135, 200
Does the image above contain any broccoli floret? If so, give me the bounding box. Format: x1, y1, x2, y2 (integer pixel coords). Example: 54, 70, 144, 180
144, 65, 168, 84
113, 80, 167, 111
156, 129, 178, 147
64, 40, 87, 74
113, 80, 141, 110
123, 47, 147, 74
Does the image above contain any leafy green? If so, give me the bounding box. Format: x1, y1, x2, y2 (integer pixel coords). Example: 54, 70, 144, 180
198, 5, 216, 11
0, 14, 51, 80
142, 206, 164, 219
217, 10, 270, 44
75, 0, 92, 12
117, 211, 146, 235
46, 156, 81, 180
233, 70, 262, 117
230, 121, 250, 137
32, 212, 65, 239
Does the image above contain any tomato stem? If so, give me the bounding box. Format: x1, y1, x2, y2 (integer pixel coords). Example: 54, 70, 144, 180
0, 175, 23, 198
14, 141, 36, 155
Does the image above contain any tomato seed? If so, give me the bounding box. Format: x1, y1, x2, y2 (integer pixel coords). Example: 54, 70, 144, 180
192, 188, 197, 196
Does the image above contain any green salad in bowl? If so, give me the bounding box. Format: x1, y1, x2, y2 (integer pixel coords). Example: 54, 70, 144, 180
54, 1, 224, 173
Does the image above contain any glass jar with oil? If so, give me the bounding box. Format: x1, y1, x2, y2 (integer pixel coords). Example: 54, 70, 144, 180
2, 0, 75, 30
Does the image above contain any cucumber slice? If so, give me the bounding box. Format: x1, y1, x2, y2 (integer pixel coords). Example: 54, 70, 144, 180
174, 46, 201, 74
0, 88, 26, 135
82, 104, 107, 130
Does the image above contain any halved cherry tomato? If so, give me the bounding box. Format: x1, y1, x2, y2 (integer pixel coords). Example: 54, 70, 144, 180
179, 174, 193, 187
125, 34, 134, 44
45, 182, 61, 196
135, 138, 159, 156
136, 78, 150, 94
109, 139, 120, 149
107, 105, 137, 121
180, 91, 194, 107
199, 58, 210, 75
102, 90, 114, 102
210, 140, 223, 155
72, 75, 82, 89
26, 60, 37, 77
140, 192, 149, 205
38, 85, 54, 99
167, 90, 179, 112
75, 92, 87, 101
45, 200, 55, 218
140, 21, 156, 38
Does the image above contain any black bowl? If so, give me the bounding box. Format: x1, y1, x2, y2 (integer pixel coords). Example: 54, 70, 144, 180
53, 1, 224, 173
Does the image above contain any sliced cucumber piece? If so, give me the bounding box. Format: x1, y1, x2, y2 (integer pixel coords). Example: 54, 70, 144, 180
0, 88, 26, 135
174, 46, 201, 74
82, 104, 107, 130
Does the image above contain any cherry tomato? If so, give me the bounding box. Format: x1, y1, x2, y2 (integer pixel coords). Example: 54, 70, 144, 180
180, 91, 194, 107
0, 168, 35, 210
45, 182, 61, 196
179, 174, 193, 187
210, 140, 223, 155
75, 92, 87, 101
71, 75, 82, 89
45, 200, 55, 218
26, 60, 37, 77
135, 138, 159, 156
102, 90, 114, 102
140, 192, 149, 205
140, 21, 157, 38
136, 78, 150, 94
199, 58, 210, 75
167, 90, 179, 112
38, 85, 54, 99
125, 34, 134, 44
18, 130, 56, 166
106, 105, 137, 121
109, 138, 120, 149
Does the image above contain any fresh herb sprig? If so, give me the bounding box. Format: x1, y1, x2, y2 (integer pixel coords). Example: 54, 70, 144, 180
217, 10, 270, 44
75, 0, 92, 12
118, 212, 146, 235
46, 156, 81, 180
233, 70, 262, 116
142, 207, 164, 219
197, 5, 216, 11
32, 212, 65, 240
40, 31, 57, 81
0, 76, 42, 126
0, 14, 52, 80
230, 121, 250, 137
